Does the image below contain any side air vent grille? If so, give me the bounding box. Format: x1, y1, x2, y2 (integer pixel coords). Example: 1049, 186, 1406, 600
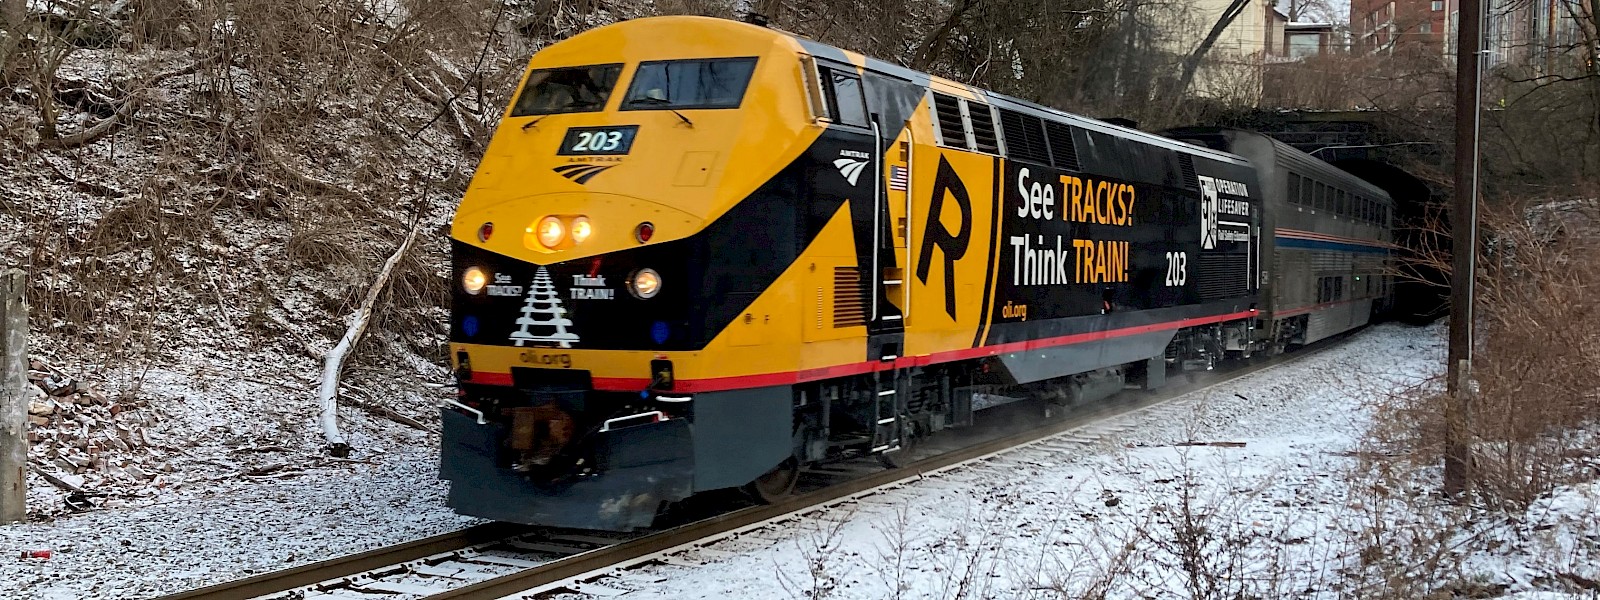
968, 103, 999, 154
998, 109, 1051, 165
1043, 120, 1080, 172
932, 93, 965, 148
833, 267, 866, 328
1178, 154, 1199, 189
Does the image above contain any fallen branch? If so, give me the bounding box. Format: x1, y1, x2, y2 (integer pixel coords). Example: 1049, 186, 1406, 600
33, 59, 207, 151
340, 396, 432, 432
1128, 441, 1249, 448
36, 95, 138, 149
336, 378, 433, 432
316, 220, 422, 457
1173, 441, 1247, 448
257, 135, 362, 200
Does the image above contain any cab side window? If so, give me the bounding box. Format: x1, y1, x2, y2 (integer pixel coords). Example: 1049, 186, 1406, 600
819, 66, 869, 128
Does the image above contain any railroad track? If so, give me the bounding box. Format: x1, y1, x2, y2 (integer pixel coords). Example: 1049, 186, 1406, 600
155, 336, 1349, 600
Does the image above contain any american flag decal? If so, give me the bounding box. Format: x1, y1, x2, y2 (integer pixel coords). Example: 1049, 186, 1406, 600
888, 165, 908, 191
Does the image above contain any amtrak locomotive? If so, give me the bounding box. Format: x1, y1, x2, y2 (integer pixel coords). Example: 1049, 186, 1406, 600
442, 16, 1395, 531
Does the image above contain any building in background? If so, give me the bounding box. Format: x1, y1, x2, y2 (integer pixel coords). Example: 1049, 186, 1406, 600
1351, 0, 1450, 53
1285, 22, 1338, 58
1446, 0, 1594, 73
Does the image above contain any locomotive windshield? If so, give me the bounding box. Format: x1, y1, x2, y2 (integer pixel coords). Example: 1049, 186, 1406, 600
620, 57, 758, 110
510, 63, 623, 116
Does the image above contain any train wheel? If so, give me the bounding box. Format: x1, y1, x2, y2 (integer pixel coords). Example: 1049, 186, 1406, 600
745, 457, 799, 503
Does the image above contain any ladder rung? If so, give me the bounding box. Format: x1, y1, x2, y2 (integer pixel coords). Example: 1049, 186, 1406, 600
877, 390, 896, 396
883, 279, 903, 285
877, 418, 897, 425
881, 355, 899, 360
879, 315, 903, 320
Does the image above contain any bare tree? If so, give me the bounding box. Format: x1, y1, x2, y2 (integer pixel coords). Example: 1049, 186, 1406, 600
1172, 0, 1253, 100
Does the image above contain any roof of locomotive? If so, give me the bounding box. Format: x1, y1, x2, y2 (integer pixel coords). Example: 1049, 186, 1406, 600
586, 16, 1254, 169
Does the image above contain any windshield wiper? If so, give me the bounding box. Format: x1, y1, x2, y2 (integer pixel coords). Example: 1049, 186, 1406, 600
629, 97, 694, 127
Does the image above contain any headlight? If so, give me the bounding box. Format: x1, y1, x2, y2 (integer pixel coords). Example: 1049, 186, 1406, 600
463, 266, 487, 295
536, 216, 564, 248
571, 217, 593, 244
630, 268, 661, 299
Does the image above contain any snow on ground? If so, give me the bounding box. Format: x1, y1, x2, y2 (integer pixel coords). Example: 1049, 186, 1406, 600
536, 323, 1598, 600
2, 323, 1594, 600
0, 445, 483, 600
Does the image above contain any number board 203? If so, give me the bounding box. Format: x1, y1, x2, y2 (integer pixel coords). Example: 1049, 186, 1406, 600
557, 125, 640, 156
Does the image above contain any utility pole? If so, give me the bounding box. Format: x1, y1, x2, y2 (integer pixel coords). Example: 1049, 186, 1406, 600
1444, 0, 1482, 499
1, 270, 27, 523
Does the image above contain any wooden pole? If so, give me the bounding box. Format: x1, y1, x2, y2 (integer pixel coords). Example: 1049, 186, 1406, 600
1444, 0, 1483, 498
1, 270, 27, 523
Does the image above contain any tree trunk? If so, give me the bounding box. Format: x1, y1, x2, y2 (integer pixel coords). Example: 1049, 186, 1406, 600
316, 222, 421, 457
1, 270, 27, 524
1172, 0, 1254, 100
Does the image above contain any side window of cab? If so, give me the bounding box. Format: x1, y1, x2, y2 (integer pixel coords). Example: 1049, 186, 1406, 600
807, 58, 869, 129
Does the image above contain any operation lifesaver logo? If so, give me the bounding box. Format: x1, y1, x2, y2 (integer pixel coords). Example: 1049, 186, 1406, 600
1197, 175, 1251, 250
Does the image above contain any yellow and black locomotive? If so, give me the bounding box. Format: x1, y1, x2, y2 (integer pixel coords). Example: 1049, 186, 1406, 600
442, 16, 1389, 531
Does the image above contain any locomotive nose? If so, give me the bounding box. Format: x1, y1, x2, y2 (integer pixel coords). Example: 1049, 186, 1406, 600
454, 191, 704, 260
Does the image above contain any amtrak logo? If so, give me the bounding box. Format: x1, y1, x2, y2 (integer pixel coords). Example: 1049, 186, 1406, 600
1198, 175, 1220, 250
553, 163, 615, 185
833, 149, 871, 186
833, 158, 868, 186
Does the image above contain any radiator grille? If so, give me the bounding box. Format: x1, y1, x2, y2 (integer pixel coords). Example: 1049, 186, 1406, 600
833, 267, 866, 327
1197, 253, 1249, 300
1179, 154, 1198, 189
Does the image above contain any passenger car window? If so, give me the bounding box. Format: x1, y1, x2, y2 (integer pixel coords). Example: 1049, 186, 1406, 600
621, 57, 758, 110
510, 64, 624, 116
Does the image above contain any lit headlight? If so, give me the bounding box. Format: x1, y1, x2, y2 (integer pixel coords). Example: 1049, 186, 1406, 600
571, 217, 593, 244
630, 268, 662, 299
536, 216, 564, 248
463, 266, 488, 295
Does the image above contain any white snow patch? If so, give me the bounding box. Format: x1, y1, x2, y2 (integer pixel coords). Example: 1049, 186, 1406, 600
529, 324, 1595, 600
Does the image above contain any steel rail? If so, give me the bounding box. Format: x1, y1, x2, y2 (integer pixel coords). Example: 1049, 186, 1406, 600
426, 341, 1345, 600
155, 522, 529, 600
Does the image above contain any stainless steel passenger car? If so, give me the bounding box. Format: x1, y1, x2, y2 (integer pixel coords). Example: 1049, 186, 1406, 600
1162, 128, 1395, 353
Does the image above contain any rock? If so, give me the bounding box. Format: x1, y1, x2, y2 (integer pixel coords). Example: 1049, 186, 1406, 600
45, 376, 74, 396
28, 415, 51, 427
27, 400, 53, 416
59, 473, 84, 489
124, 466, 148, 480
